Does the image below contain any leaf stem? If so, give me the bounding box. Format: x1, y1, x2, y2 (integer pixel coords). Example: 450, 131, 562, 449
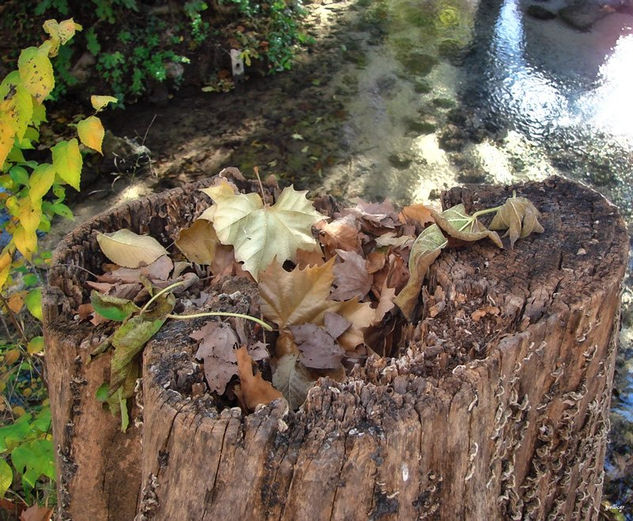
167, 311, 273, 331
139, 281, 185, 314
471, 205, 503, 220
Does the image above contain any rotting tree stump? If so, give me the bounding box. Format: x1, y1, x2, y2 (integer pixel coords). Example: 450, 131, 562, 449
43, 176, 629, 521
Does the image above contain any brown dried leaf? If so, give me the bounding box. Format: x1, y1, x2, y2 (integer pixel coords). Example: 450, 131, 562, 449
96, 229, 168, 268
374, 232, 413, 248
259, 259, 335, 328
335, 298, 375, 350
331, 249, 372, 301
294, 246, 325, 268
289, 323, 344, 369
374, 285, 396, 323
175, 219, 219, 264
324, 312, 351, 339
399, 203, 434, 226
235, 346, 283, 411
489, 196, 544, 248
192, 322, 239, 394
97, 255, 173, 284
316, 215, 361, 255
20, 505, 53, 521
272, 353, 316, 410
471, 305, 500, 322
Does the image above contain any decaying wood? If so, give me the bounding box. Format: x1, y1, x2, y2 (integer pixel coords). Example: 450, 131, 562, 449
43, 176, 628, 521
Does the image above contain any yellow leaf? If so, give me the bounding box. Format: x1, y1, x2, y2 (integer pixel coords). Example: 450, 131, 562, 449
77, 116, 104, 154
12, 224, 38, 259
52, 138, 82, 190
0, 116, 16, 170
18, 197, 42, 236
96, 229, 168, 268
90, 95, 118, 112
42, 20, 61, 57
27, 336, 45, 355
11, 406, 26, 417
207, 185, 326, 280
175, 219, 219, 264
0, 251, 12, 291
5, 349, 21, 365
58, 18, 82, 44
29, 163, 56, 203
18, 46, 54, 103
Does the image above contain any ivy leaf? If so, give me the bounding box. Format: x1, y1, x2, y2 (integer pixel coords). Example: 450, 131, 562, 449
395, 224, 447, 320
430, 204, 502, 248
90, 95, 118, 112
235, 346, 282, 411
489, 196, 544, 248
175, 219, 219, 265
259, 259, 335, 328
17, 47, 54, 103
51, 138, 82, 191
77, 116, 105, 154
96, 229, 168, 268
90, 291, 139, 322
205, 183, 325, 280
272, 353, 316, 410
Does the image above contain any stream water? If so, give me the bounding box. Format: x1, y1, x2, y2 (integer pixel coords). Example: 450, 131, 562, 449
75, 0, 633, 513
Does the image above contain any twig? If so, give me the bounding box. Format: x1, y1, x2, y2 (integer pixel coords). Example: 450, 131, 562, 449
167, 311, 273, 331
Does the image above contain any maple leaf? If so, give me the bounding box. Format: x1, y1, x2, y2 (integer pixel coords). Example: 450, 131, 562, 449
489, 195, 544, 248
259, 259, 335, 328
332, 249, 372, 301
202, 181, 326, 280
394, 224, 447, 320
235, 346, 283, 411
430, 204, 502, 248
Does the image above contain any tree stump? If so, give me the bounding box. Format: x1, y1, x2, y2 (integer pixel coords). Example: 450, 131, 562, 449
43, 176, 629, 521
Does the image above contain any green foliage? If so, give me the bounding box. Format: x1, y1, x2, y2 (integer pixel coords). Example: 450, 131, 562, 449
185, 1, 210, 47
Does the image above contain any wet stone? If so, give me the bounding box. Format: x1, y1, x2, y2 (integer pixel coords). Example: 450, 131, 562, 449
526, 4, 557, 19
388, 152, 413, 169
438, 39, 470, 66
404, 117, 437, 135
431, 97, 456, 109
438, 124, 468, 151
399, 52, 439, 76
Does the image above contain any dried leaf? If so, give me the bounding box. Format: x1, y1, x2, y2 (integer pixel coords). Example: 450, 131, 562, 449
471, 305, 500, 322
399, 203, 434, 226
331, 249, 372, 301
97, 229, 168, 269
289, 323, 344, 370
375, 232, 413, 248
374, 285, 396, 323
272, 353, 316, 410
175, 219, 219, 264
235, 346, 282, 411
394, 224, 447, 320
335, 298, 375, 350
19, 505, 52, 521
294, 246, 325, 268
489, 196, 544, 248
347, 199, 399, 229
192, 322, 239, 394
205, 183, 325, 279
430, 204, 502, 248
97, 255, 173, 284
259, 259, 335, 328
323, 312, 351, 339
316, 215, 361, 255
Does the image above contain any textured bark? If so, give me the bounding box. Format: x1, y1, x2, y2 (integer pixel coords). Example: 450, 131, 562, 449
43, 176, 628, 521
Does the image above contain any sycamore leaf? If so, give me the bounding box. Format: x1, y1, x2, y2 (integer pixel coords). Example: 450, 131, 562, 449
207, 184, 325, 280
17, 47, 54, 103
51, 138, 82, 191
394, 224, 447, 320
489, 196, 544, 248
175, 219, 218, 264
97, 229, 168, 268
272, 353, 316, 410
91, 95, 118, 112
259, 259, 335, 328
290, 323, 345, 369
332, 249, 372, 301
90, 291, 139, 322
77, 116, 104, 154
431, 204, 502, 248
235, 346, 282, 411
29, 163, 55, 203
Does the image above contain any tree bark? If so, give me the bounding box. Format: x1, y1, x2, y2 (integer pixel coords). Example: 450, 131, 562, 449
43, 176, 629, 521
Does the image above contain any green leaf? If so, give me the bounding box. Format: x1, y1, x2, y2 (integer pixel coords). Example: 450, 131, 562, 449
52, 202, 73, 220
0, 458, 13, 498
119, 394, 129, 432
29, 163, 56, 203
18, 46, 54, 103
0, 414, 32, 453
51, 138, 82, 191
96, 383, 110, 402
32, 407, 51, 433
489, 196, 544, 248
90, 290, 139, 322
27, 336, 44, 355
9, 166, 29, 187
11, 439, 55, 489
25, 288, 42, 321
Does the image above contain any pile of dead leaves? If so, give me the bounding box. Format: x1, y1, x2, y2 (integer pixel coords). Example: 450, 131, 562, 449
77, 171, 544, 419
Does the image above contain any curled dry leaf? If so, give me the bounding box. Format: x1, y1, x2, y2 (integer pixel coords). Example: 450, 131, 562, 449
96, 229, 168, 268
316, 215, 361, 254
272, 353, 315, 410
430, 204, 503, 248
489, 195, 544, 248
374, 232, 413, 248
235, 346, 283, 411
394, 224, 447, 321
399, 203, 435, 227
202, 181, 326, 280
332, 249, 372, 301
19, 505, 53, 521
175, 219, 219, 264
